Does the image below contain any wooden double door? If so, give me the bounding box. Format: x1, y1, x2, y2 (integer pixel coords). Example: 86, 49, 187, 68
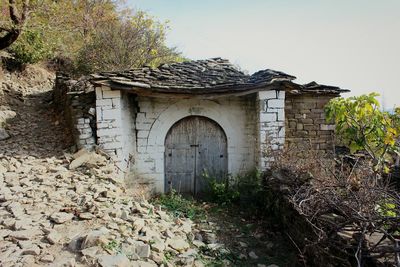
165, 116, 228, 195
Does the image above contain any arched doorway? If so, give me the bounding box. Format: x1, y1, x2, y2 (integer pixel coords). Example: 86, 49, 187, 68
164, 116, 228, 195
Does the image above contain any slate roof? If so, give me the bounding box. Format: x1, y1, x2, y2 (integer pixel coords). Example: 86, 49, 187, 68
300, 82, 349, 94
91, 58, 348, 96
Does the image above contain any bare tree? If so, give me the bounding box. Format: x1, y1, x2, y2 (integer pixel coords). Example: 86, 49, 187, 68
0, 0, 30, 50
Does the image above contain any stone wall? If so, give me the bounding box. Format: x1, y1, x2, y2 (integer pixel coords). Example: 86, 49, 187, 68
92, 85, 338, 191
54, 73, 96, 151
285, 93, 336, 154
258, 90, 285, 169
130, 95, 258, 192
95, 86, 125, 171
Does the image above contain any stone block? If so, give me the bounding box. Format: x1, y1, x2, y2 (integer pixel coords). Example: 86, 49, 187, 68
311, 109, 324, 113
319, 130, 334, 136
267, 99, 284, 108
136, 121, 152, 130
102, 90, 121, 99
304, 124, 317, 131
288, 121, 297, 129
278, 127, 285, 138
97, 99, 112, 107
277, 109, 284, 121
286, 113, 295, 119
97, 136, 114, 143
85, 138, 95, 145
79, 133, 92, 139
299, 109, 311, 114
260, 112, 276, 122
137, 130, 149, 139
137, 138, 147, 147
95, 87, 103, 100
96, 107, 102, 119
295, 113, 306, 119
277, 90, 285, 99
81, 128, 92, 135
112, 98, 121, 108
137, 146, 147, 153
258, 90, 277, 100
97, 128, 121, 137
320, 124, 335, 131
78, 139, 86, 145
101, 142, 122, 150
263, 121, 285, 127
298, 102, 316, 109
300, 118, 314, 124
103, 109, 121, 120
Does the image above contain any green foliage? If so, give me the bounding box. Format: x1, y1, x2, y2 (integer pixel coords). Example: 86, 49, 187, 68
103, 240, 121, 253
9, 29, 53, 64
2, 1, 182, 72
203, 169, 277, 216
325, 93, 400, 171
204, 173, 240, 205
75, 11, 182, 73
153, 190, 205, 220
377, 201, 398, 218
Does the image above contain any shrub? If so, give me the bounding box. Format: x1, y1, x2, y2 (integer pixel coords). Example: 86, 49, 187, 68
9, 29, 53, 64
203, 173, 240, 205
203, 169, 277, 215
153, 190, 205, 220
325, 93, 400, 172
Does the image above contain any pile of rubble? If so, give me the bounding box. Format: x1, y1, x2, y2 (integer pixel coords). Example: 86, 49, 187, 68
0, 64, 55, 141
0, 150, 207, 267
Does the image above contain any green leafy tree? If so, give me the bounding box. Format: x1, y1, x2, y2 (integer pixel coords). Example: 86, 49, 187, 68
2, 1, 182, 71
75, 11, 182, 73
325, 93, 400, 172
9, 28, 52, 63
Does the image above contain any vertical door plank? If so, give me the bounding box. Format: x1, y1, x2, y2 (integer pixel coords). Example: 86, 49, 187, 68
165, 116, 227, 195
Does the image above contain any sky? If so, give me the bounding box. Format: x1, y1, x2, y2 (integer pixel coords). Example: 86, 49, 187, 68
126, 0, 400, 109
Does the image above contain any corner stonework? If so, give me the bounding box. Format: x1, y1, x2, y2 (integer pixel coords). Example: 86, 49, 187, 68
95, 86, 124, 169
258, 90, 285, 169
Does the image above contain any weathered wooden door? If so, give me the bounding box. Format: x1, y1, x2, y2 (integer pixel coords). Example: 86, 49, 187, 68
165, 116, 227, 195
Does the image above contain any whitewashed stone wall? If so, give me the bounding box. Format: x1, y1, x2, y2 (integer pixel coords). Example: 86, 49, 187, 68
95, 86, 125, 171
95, 86, 285, 191
132, 96, 257, 192
258, 90, 285, 169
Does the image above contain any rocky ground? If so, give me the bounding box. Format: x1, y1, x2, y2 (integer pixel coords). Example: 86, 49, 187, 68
0, 65, 292, 267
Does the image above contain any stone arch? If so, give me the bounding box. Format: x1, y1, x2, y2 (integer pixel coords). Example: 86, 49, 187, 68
147, 99, 239, 178
164, 115, 228, 194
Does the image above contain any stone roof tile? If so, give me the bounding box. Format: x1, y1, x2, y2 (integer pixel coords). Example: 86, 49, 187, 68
90, 58, 348, 96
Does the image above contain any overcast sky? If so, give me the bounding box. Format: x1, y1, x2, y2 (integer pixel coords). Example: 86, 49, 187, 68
127, 0, 400, 109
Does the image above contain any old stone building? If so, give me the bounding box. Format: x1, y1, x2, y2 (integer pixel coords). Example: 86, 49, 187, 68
56, 58, 348, 194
